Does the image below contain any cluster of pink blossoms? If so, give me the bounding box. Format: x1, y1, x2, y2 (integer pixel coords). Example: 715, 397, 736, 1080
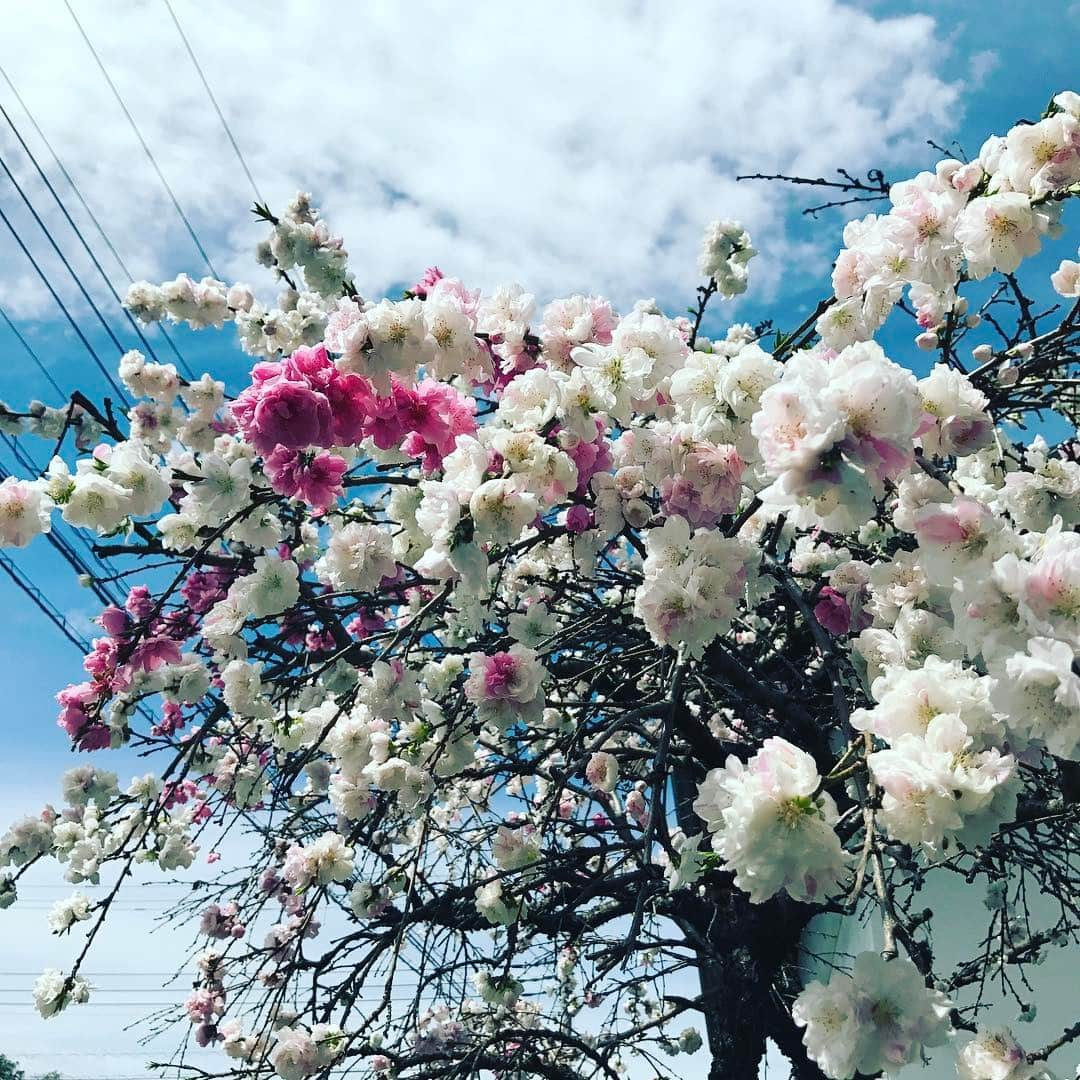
232, 344, 477, 506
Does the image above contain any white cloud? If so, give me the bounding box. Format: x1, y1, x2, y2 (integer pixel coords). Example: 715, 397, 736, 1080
0, 0, 962, 324
968, 47, 1000, 87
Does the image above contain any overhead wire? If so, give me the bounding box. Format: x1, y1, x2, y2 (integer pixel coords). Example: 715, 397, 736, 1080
161, 0, 264, 206
0, 547, 90, 651
0, 59, 196, 377
0, 100, 196, 379
0, 199, 129, 402
0, 301, 64, 398
0, 148, 131, 359
63, 0, 221, 280
0, 61, 137, 283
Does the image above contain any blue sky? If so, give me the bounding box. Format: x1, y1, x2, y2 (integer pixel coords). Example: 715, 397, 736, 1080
0, 1, 1078, 1075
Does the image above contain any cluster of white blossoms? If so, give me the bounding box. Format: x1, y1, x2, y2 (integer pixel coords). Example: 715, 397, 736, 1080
258, 193, 352, 298
698, 219, 757, 298
32, 967, 91, 1019
1, 90, 1079, 1080
125, 273, 236, 330
752, 340, 922, 531
282, 832, 355, 890
269, 1023, 346, 1080
692, 737, 847, 903
793, 952, 952, 1079
0, 439, 172, 543
819, 91, 1080, 347
957, 1028, 1055, 1080
851, 656, 1018, 851
634, 514, 760, 656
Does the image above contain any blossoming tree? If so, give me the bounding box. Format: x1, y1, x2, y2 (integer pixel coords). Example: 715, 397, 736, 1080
2, 91, 1080, 1080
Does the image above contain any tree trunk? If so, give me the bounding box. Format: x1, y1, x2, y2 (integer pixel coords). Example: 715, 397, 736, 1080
694, 885, 817, 1077
672, 763, 822, 1078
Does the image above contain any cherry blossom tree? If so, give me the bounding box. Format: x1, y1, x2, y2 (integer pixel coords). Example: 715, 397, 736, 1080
3, 91, 1080, 1080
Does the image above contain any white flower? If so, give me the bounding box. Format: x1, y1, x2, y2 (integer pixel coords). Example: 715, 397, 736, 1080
184, 453, 252, 521
315, 522, 396, 593
282, 831, 354, 890
851, 656, 999, 745
498, 369, 561, 431
475, 879, 519, 926
995, 637, 1080, 761
585, 751, 619, 792
816, 297, 870, 350
105, 442, 172, 517
868, 714, 1017, 851
998, 529, 1080, 649
917, 365, 993, 457
634, 516, 760, 657
998, 113, 1080, 197
221, 659, 273, 719
612, 309, 689, 390
666, 832, 707, 892
179, 372, 226, 416
1, 815, 53, 868
508, 600, 558, 647
698, 219, 756, 297
1051, 257, 1080, 298
469, 479, 539, 545
955, 193, 1045, 279
62, 471, 130, 532
571, 342, 653, 420
33, 968, 90, 1018
47, 893, 92, 933
718, 342, 781, 420
0, 477, 52, 548
491, 824, 539, 870
795, 953, 950, 1078
271, 1026, 318, 1080
693, 737, 846, 904
329, 768, 373, 821
957, 1027, 1051, 1080
791, 977, 862, 1080
234, 554, 300, 619
425, 289, 484, 382
366, 757, 432, 809
121, 352, 180, 403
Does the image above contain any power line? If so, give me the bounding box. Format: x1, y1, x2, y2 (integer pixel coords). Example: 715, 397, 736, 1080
3, 1051, 221, 1057
0, 149, 137, 388
0, 201, 129, 402
0, 548, 89, 651
161, 0, 264, 206
0, 301, 64, 398
63, 0, 221, 279
0, 61, 135, 283
0, 60, 196, 377
0, 101, 196, 379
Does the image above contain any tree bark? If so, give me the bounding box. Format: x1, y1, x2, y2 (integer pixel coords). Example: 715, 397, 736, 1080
694, 886, 815, 1078
672, 763, 820, 1078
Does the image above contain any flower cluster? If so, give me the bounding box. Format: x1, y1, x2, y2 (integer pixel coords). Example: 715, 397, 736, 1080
793, 952, 951, 1079
634, 514, 760, 656
819, 92, 1080, 347
693, 737, 847, 903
